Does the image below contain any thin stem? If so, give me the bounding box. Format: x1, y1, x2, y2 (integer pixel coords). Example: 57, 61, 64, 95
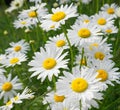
62, 25, 73, 72
79, 48, 84, 70
96, 0, 99, 13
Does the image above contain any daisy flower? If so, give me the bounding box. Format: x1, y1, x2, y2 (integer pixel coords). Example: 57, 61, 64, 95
0, 54, 6, 65
11, 87, 34, 104
1, 53, 27, 67
40, 4, 78, 31
13, 18, 32, 29
91, 59, 120, 91
0, 67, 6, 76
0, 100, 13, 110
92, 12, 114, 31
18, 3, 48, 25
45, 34, 69, 51
86, 44, 112, 61
101, 3, 118, 18
68, 21, 102, 46
5, 40, 30, 54
0, 74, 23, 103
103, 25, 118, 35
28, 46, 68, 82
56, 66, 103, 110
5, 0, 24, 13
115, 7, 120, 17
76, 14, 92, 24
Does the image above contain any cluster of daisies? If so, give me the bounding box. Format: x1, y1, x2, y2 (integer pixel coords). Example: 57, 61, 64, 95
0, 40, 34, 109
2, 0, 120, 110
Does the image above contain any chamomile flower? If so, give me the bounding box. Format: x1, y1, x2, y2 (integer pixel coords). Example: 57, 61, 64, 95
5, 40, 30, 54
5, 0, 24, 13
28, 46, 68, 82
11, 87, 34, 104
0, 100, 13, 110
0, 67, 6, 76
0, 74, 23, 103
68, 21, 102, 46
92, 12, 114, 31
91, 59, 120, 91
18, 3, 47, 25
43, 90, 65, 108
45, 34, 69, 51
101, 3, 118, 18
103, 25, 118, 34
86, 45, 112, 61
52, 98, 80, 110
76, 14, 92, 24
1, 53, 27, 67
13, 19, 32, 29
40, 4, 78, 31
83, 37, 111, 52
56, 66, 103, 110
115, 7, 120, 17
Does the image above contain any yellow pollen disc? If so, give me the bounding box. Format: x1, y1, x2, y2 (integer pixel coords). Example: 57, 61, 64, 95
21, 21, 26, 25
80, 59, 86, 65
63, 108, 68, 110
14, 96, 19, 101
14, 45, 21, 52
56, 40, 66, 47
97, 18, 106, 25
28, 11, 37, 18
2, 82, 13, 91
106, 29, 112, 33
42, 58, 56, 70
71, 78, 88, 93
10, 58, 19, 64
54, 94, 65, 102
84, 19, 90, 23
78, 28, 91, 38
6, 101, 12, 106
94, 52, 105, 60
107, 8, 114, 14
96, 69, 108, 81
51, 11, 66, 22
89, 43, 99, 50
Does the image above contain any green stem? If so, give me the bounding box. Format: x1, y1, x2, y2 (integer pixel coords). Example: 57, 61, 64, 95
62, 25, 73, 72
79, 48, 84, 70
96, 0, 99, 13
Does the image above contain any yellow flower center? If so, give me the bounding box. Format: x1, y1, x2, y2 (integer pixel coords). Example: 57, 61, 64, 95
14, 96, 19, 101
80, 59, 86, 66
21, 21, 26, 25
6, 101, 12, 106
10, 58, 19, 64
14, 45, 21, 52
2, 82, 13, 91
106, 29, 112, 33
56, 40, 66, 47
28, 11, 37, 18
51, 11, 66, 22
54, 94, 65, 102
84, 19, 90, 23
96, 69, 108, 81
107, 8, 114, 14
42, 58, 56, 70
71, 78, 88, 93
89, 43, 99, 50
97, 18, 106, 25
78, 28, 91, 38
94, 52, 105, 60
63, 108, 68, 110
